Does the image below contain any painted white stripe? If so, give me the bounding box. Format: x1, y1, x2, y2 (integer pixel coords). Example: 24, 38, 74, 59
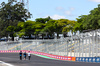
0, 61, 14, 66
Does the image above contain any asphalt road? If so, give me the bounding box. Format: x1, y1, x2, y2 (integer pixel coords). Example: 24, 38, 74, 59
0, 53, 100, 66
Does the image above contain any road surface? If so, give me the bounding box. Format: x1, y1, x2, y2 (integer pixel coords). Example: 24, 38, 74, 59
0, 53, 100, 66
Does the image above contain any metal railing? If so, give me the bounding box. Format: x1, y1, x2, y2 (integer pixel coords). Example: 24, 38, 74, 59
0, 29, 100, 57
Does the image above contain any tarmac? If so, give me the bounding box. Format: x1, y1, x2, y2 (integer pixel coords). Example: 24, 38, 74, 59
0, 53, 100, 66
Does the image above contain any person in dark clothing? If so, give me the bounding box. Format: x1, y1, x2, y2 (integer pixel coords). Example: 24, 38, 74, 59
23, 52, 27, 60
19, 51, 22, 60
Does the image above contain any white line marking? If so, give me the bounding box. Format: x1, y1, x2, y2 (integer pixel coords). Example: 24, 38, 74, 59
0, 61, 14, 66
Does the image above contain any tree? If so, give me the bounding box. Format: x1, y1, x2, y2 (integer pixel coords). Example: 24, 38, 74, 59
35, 17, 52, 38
15, 22, 25, 37
54, 19, 76, 38
62, 20, 76, 36
24, 20, 35, 38
6, 26, 15, 40
0, 0, 31, 39
73, 15, 88, 33
34, 22, 45, 33
41, 20, 56, 38
83, 4, 100, 30
35, 16, 51, 23
76, 4, 100, 31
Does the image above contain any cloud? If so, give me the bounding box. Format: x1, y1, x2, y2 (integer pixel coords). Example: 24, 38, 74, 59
51, 15, 66, 19
44, 15, 66, 20
56, 7, 75, 16
65, 7, 75, 16
56, 7, 64, 11
70, 7, 75, 11
65, 11, 72, 16
89, 0, 100, 2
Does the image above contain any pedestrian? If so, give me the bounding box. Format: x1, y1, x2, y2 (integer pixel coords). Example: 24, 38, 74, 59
19, 51, 22, 60
28, 51, 31, 60
23, 52, 27, 60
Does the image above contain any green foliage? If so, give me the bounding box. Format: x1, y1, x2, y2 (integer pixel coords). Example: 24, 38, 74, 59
73, 15, 88, 32
6, 25, 15, 41
6, 26, 15, 32
62, 20, 76, 33
0, 0, 31, 37
17, 22, 24, 28
35, 16, 51, 23
41, 20, 56, 33
24, 20, 35, 36
76, 4, 100, 31
15, 22, 25, 37
17, 32, 25, 37
1, 1, 100, 38
34, 22, 45, 34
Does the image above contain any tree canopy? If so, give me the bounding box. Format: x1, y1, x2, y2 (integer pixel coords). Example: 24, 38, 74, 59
0, 0, 31, 38
1, 1, 100, 40
74, 4, 100, 32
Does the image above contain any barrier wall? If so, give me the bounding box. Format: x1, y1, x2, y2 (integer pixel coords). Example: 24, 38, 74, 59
76, 57, 100, 63
0, 50, 74, 61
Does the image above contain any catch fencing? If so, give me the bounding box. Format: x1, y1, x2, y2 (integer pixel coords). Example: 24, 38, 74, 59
0, 29, 100, 62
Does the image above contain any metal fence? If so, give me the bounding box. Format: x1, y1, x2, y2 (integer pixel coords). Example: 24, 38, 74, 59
0, 29, 100, 57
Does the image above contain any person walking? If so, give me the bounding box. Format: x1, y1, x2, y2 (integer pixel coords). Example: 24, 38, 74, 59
28, 51, 31, 60
19, 51, 22, 60
23, 52, 27, 60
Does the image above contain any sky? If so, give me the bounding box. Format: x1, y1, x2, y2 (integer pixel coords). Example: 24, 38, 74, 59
0, 0, 100, 21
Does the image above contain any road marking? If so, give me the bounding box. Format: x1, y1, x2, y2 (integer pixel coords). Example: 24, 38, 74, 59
32, 44, 44, 50
21, 43, 33, 50
8, 43, 23, 50
0, 61, 14, 66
